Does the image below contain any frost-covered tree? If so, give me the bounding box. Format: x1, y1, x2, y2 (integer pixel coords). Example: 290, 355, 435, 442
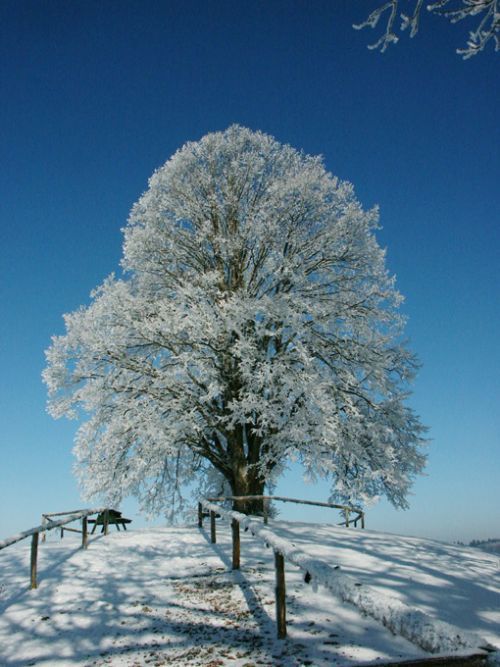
44, 126, 426, 518
354, 0, 499, 59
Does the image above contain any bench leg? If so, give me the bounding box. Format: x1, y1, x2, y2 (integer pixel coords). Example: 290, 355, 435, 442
91, 523, 97, 535
122, 523, 127, 531
116, 523, 121, 531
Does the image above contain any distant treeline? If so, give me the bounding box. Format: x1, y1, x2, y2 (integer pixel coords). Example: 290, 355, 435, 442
469, 538, 500, 554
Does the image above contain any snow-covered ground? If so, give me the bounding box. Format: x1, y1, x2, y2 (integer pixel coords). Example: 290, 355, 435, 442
0, 519, 498, 666
270, 520, 500, 648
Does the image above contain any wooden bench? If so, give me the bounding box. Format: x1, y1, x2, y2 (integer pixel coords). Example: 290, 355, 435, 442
88, 509, 132, 534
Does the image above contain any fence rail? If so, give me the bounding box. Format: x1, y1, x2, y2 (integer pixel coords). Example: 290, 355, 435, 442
199, 495, 364, 640
0, 507, 108, 589
204, 494, 365, 528
40, 509, 103, 541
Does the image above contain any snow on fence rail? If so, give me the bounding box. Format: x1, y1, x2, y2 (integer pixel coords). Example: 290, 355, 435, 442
0, 507, 107, 589
205, 494, 365, 527
199, 498, 495, 660
40, 509, 98, 541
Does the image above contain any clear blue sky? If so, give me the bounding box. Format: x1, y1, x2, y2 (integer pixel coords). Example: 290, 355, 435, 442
1, 1, 498, 543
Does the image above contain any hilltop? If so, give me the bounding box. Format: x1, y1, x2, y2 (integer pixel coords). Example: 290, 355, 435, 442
0, 520, 498, 666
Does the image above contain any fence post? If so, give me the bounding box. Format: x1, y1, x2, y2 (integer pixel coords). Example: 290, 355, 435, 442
198, 502, 203, 528
345, 509, 350, 528
210, 510, 216, 544
41, 515, 46, 543
274, 551, 286, 639
232, 519, 240, 570
30, 532, 39, 589
263, 499, 268, 525
103, 509, 109, 536
82, 516, 88, 549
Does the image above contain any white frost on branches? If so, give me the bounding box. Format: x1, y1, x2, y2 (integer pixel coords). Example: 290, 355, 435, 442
354, 0, 499, 58
44, 126, 426, 519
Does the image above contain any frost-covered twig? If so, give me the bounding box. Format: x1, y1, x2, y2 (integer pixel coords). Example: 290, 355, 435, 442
353, 0, 400, 52
354, 0, 499, 58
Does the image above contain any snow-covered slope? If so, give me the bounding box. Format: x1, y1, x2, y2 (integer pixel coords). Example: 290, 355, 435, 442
270, 520, 500, 651
0, 520, 498, 666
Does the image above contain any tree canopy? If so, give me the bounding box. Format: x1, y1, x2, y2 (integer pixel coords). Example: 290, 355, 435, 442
44, 126, 426, 518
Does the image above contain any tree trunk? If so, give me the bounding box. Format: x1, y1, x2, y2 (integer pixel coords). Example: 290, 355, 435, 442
225, 424, 267, 516
231, 470, 265, 516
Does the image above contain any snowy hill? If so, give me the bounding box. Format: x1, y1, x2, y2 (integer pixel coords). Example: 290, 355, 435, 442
0, 519, 498, 666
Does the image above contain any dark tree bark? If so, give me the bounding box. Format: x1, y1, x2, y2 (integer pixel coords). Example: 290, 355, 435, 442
226, 423, 266, 515
231, 475, 265, 515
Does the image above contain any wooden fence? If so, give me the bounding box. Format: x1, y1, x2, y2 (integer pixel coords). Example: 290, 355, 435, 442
204, 494, 365, 528
198, 496, 494, 666
0, 508, 108, 589
41, 509, 101, 541
199, 495, 364, 639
